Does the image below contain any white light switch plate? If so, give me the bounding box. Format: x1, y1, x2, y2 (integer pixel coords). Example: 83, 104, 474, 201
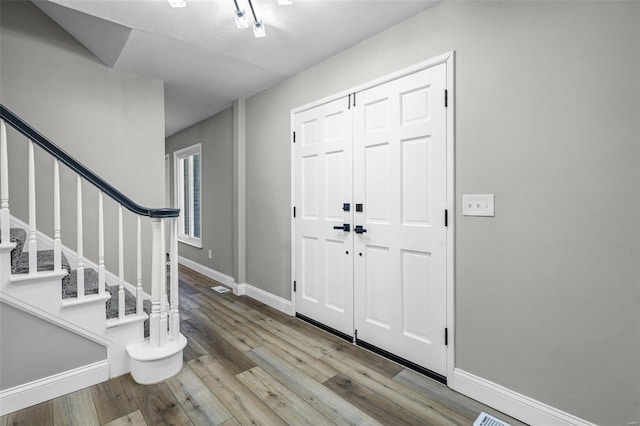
462, 194, 495, 217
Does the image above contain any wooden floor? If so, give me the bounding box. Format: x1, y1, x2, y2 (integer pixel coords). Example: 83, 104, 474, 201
1, 265, 525, 426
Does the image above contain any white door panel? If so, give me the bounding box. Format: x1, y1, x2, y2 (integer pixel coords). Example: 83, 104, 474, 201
294, 98, 353, 336
294, 62, 448, 377
354, 64, 448, 376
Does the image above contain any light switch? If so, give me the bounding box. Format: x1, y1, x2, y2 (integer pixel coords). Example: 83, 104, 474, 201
462, 194, 495, 217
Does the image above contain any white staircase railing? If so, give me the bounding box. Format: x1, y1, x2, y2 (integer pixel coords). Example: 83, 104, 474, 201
0, 104, 184, 384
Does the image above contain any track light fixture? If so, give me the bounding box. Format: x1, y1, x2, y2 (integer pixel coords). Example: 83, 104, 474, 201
233, 0, 248, 28
247, 0, 265, 38
233, 0, 267, 38
167, 0, 186, 8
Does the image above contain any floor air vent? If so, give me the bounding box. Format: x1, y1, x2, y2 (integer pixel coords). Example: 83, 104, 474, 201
473, 412, 511, 426
211, 285, 230, 293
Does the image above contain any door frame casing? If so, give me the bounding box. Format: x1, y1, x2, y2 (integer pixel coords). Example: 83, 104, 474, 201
290, 51, 456, 381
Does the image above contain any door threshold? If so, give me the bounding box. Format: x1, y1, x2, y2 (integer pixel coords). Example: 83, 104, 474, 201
356, 338, 447, 385
295, 313, 353, 343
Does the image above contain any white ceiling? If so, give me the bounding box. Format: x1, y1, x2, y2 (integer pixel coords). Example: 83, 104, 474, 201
34, 0, 440, 136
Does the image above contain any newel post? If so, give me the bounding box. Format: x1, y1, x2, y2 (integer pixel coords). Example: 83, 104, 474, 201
1, 120, 10, 244
169, 217, 180, 341
150, 218, 163, 347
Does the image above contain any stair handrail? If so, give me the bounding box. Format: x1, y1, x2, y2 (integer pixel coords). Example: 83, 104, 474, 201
0, 104, 179, 219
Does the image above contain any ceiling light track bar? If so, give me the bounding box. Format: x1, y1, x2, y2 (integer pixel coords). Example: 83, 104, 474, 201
247, 0, 258, 23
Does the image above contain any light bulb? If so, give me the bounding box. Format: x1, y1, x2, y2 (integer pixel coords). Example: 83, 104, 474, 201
253, 19, 266, 38
235, 9, 249, 29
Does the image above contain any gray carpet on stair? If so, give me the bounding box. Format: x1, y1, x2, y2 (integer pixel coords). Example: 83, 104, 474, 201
105, 285, 152, 336
1, 227, 27, 267
62, 268, 99, 298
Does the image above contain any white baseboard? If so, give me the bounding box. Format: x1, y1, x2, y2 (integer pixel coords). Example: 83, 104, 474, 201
451, 368, 597, 426
0, 360, 109, 416
177, 258, 293, 316
234, 282, 247, 296
178, 256, 235, 287
243, 283, 294, 316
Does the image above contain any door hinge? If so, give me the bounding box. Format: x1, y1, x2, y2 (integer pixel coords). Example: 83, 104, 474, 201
293, 280, 296, 292
444, 209, 448, 227
444, 89, 448, 107
293, 206, 296, 218
293, 131, 296, 143
445, 328, 448, 346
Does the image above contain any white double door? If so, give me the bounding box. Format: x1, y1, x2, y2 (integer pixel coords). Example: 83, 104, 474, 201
294, 64, 448, 376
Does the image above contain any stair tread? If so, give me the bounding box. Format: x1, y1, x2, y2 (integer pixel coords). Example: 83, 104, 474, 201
13, 249, 71, 276
106, 285, 152, 337
0, 228, 27, 267
62, 268, 100, 299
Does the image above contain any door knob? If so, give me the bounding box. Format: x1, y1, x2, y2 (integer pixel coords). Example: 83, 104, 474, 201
354, 225, 367, 234
333, 224, 351, 232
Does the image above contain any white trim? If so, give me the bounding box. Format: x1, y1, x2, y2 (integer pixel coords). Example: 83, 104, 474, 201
106, 313, 148, 329
0, 361, 109, 416
233, 99, 247, 285
0, 242, 16, 252
291, 51, 453, 115
289, 110, 297, 314
451, 369, 598, 426
165, 154, 170, 207
173, 143, 202, 248
10, 269, 68, 284
243, 283, 294, 316
178, 256, 235, 287
444, 51, 456, 382
234, 282, 247, 296
61, 293, 111, 308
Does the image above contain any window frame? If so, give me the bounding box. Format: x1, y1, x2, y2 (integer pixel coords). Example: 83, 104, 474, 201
174, 143, 202, 248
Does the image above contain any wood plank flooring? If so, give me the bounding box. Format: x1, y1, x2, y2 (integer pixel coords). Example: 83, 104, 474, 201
1, 265, 526, 425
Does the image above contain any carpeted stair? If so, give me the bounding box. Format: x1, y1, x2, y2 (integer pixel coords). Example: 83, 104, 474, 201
3, 227, 152, 337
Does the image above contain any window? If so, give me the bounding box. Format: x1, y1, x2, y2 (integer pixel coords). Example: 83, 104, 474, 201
174, 144, 201, 247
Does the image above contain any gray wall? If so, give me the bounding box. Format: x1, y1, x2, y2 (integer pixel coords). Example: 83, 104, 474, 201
244, 1, 640, 424
0, 1, 166, 290
0, 302, 106, 390
165, 107, 235, 279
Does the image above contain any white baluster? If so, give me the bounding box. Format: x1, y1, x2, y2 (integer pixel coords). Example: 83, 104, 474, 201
53, 160, 61, 271
98, 191, 105, 295
150, 218, 162, 347
169, 217, 180, 341
1, 120, 9, 245
159, 220, 167, 347
136, 216, 143, 315
76, 175, 84, 298
28, 140, 37, 273
118, 205, 125, 319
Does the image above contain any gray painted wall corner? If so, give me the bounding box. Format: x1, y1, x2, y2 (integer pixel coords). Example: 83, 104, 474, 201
165, 106, 235, 280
